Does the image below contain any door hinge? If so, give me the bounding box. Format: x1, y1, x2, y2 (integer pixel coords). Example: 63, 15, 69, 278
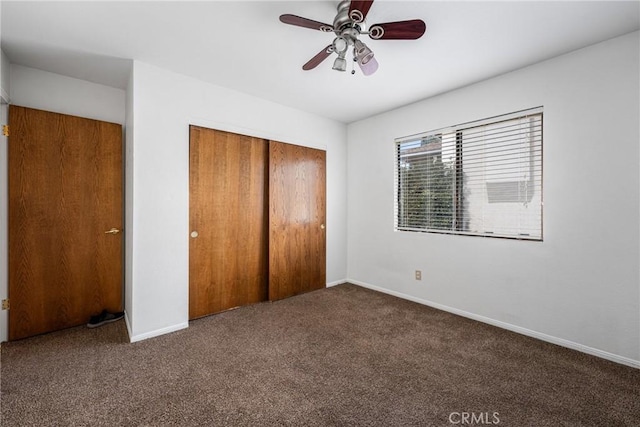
1, 299, 8, 310
2, 125, 8, 137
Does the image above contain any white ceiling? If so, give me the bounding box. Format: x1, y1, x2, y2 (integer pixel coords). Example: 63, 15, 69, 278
2, 1, 639, 123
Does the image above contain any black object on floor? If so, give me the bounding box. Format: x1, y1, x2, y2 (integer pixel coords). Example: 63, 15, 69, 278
87, 310, 125, 328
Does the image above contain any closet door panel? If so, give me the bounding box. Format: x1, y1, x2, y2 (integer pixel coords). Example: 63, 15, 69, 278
189, 126, 268, 319
269, 141, 326, 301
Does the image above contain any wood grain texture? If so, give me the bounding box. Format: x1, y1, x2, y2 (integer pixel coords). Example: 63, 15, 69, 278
369, 19, 426, 40
303, 45, 334, 71
8, 106, 123, 340
269, 141, 326, 301
279, 14, 333, 32
189, 126, 269, 319
349, 0, 375, 22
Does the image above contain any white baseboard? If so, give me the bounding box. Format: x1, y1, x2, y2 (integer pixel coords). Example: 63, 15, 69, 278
126, 317, 189, 343
346, 279, 640, 369
326, 279, 347, 288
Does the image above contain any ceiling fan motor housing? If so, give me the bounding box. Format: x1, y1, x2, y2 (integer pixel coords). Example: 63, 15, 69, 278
333, 0, 363, 39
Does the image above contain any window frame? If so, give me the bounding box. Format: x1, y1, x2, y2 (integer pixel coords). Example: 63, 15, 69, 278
394, 107, 543, 241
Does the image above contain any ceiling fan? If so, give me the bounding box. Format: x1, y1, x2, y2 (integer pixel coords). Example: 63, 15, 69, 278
279, 0, 426, 76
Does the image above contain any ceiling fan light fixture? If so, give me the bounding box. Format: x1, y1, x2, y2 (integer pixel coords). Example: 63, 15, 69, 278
359, 50, 375, 65
332, 52, 347, 72
358, 56, 379, 76
354, 39, 374, 65
333, 36, 349, 54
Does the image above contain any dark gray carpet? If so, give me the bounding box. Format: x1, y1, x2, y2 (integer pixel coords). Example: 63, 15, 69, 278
1, 283, 639, 426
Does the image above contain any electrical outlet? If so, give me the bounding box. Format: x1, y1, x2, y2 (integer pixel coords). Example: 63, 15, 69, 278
415, 270, 422, 280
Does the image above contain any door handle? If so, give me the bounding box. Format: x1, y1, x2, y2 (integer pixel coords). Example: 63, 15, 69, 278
105, 228, 121, 235
320, 224, 325, 230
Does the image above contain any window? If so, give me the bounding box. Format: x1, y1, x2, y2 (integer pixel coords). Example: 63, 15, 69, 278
395, 108, 543, 240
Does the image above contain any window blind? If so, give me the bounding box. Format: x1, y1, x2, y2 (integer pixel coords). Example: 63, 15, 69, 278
395, 107, 543, 240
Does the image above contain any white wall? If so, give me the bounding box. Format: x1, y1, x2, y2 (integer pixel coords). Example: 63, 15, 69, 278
9, 64, 125, 124
347, 31, 640, 367
1, 50, 9, 101
127, 61, 347, 342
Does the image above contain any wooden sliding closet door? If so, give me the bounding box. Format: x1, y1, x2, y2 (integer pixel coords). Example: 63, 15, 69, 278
9, 106, 123, 340
269, 141, 326, 301
189, 126, 268, 319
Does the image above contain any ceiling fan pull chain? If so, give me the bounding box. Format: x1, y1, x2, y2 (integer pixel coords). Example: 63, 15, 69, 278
351, 50, 357, 75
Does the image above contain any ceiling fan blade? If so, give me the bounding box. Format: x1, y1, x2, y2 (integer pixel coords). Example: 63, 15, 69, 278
303, 45, 334, 71
279, 14, 333, 32
349, 1, 374, 23
368, 19, 426, 40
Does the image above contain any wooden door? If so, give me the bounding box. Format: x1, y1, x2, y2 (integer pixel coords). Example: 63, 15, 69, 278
8, 106, 123, 340
269, 141, 326, 301
189, 126, 268, 319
